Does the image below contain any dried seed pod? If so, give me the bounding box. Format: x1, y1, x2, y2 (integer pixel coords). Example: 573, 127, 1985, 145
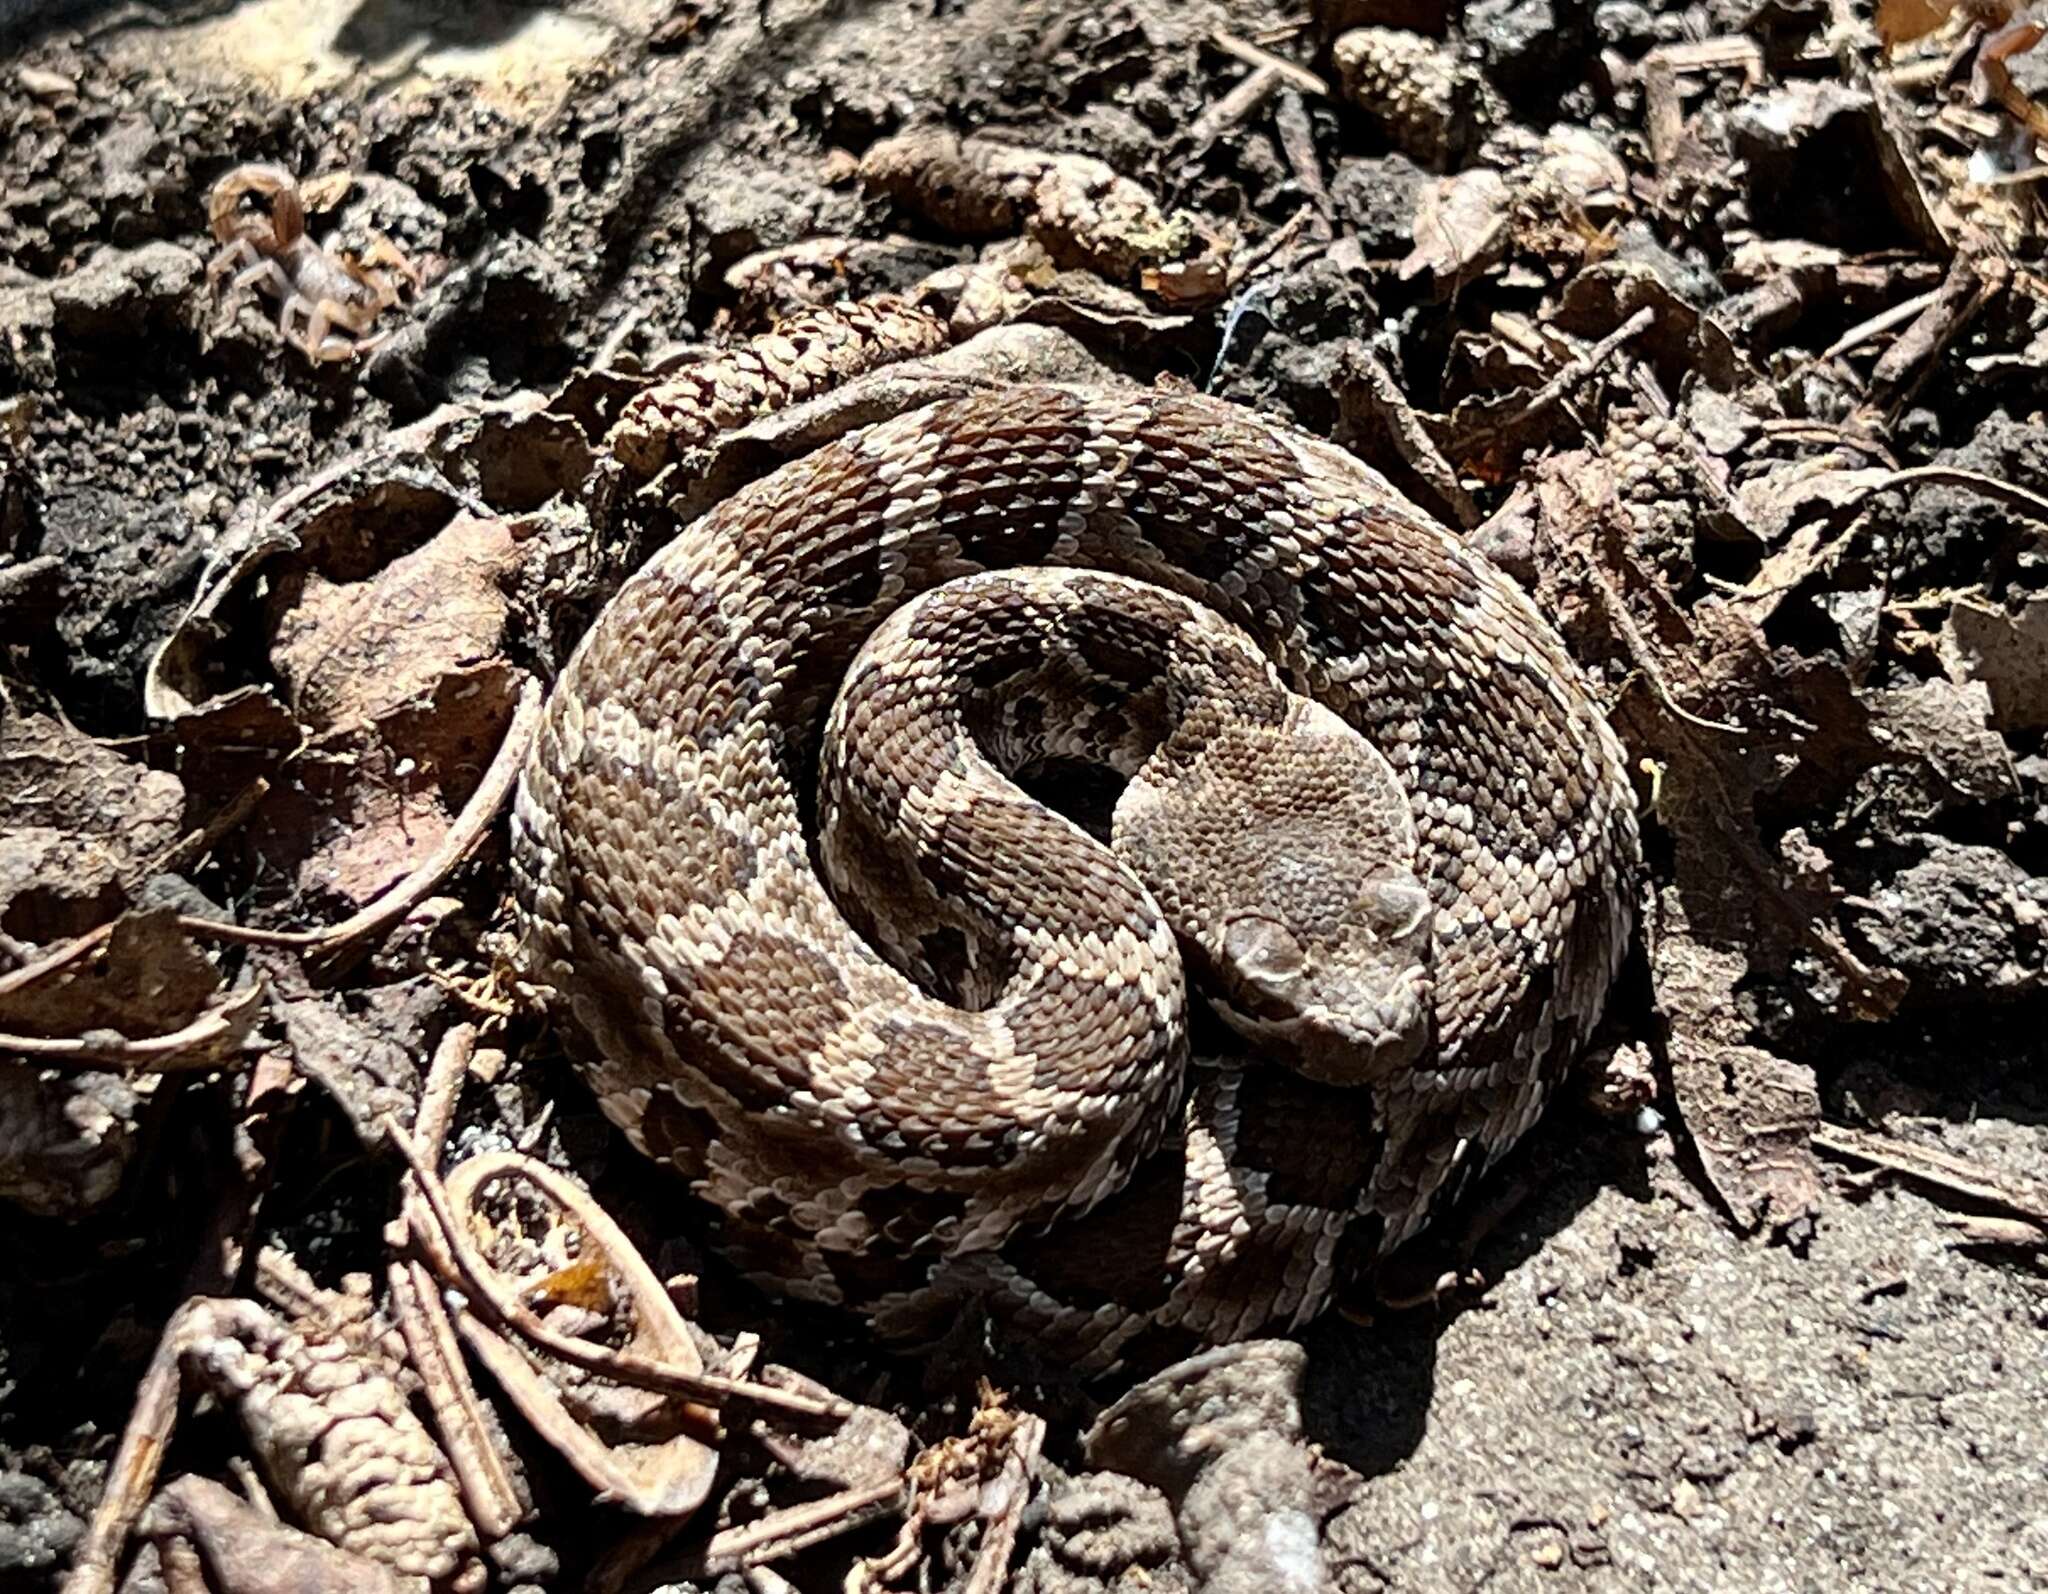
609, 297, 949, 482
1332, 27, 1506, 168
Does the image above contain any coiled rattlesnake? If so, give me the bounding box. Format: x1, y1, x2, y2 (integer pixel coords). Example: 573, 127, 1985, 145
511, 381, 1638, 1370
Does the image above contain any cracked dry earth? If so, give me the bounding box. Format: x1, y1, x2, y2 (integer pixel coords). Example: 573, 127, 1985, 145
1, 0, 2047, 1591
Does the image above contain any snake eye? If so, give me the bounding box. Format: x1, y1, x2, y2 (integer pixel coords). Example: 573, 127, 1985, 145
1361, 875, 1432, 944
1222, 914, 1307, 988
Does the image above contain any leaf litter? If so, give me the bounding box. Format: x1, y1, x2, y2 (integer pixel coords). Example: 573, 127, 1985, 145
1, 0, 2046, 1586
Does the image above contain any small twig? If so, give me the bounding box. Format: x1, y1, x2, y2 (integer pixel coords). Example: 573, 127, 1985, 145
0, 984, 264, 1071
412, 1024, 476, 1166
962, 1413, 1045, 1594
1187, 62, 1283, 153
1814, 1124, 2048, 1227
387, 1258, 528, 1541
385, 1121, 856, 1423
701, 1479, 903, 1570
1818, 287, 1942, 362
144, 777, 271, 878
62, 1309, 193, 1594
1209, 29, 1329, 97
1510, 308, 1655, 429
0, 918, 117, 1004
1273, 90, 1334, 220
1336, 347, 1481, 530
1870, 251, 2003, 408
1833, 464, 2048, 528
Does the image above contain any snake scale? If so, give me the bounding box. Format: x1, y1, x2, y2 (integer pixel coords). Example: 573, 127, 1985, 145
511, 381, 1639, 1372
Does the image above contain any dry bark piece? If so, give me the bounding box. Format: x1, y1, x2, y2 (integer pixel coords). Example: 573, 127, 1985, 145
438, 1153, 721, 1521
261, 955, 435, 1148
748, 1367, 910, 1495
1815, 1123, 2048, 1242
1861, 680, 2018, 809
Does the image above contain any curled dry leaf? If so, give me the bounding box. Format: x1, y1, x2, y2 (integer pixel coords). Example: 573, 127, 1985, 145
1398, 167, 1511, 288
268, 509, 524, 733
0, 707, 183, 947
258, 499, 531, 914
0, 907, 224, 1049
441, 1153, 721, 1520
1654, 937, 1825, 1238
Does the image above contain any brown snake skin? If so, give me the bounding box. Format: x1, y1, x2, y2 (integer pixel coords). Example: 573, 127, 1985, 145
511, 382, 1640, 1372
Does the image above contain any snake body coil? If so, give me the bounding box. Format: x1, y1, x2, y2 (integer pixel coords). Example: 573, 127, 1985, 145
512, 383, 1638, 1370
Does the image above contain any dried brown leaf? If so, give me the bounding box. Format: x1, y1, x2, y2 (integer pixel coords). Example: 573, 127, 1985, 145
269, 511, 523, 733
0, 906, 221, 1041
1656, 936, 1823, 1237
1398, 168, 1510, 287
1940, 593, 2048, 730
1875, 0, 1954, 45
0, 708, 183, 945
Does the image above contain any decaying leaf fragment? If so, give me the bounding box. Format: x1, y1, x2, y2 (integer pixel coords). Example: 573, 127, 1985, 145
0, 705, 183, 946
1940, 593, 2048, 730
1654, 936, 1825, 1238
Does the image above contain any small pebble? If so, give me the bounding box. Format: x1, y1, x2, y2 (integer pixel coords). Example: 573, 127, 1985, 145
17, 66, 78, 101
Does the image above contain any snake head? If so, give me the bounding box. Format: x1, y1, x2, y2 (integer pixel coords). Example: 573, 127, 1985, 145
1116, 697, 1437, 1085
1209, 860, 1435, 1084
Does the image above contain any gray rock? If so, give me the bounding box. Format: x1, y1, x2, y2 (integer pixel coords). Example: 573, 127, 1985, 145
1851, 837, 2047, 1000
49, 241, 203, 345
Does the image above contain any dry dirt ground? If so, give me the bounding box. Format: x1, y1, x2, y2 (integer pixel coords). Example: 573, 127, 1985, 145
2, 0, 2046, 1591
